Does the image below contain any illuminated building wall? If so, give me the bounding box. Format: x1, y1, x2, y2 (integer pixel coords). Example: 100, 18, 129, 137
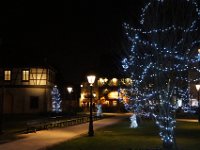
79, 77, 133, 111
0, 66, 56, 114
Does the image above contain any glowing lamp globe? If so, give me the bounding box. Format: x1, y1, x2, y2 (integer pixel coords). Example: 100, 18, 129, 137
87, 75, 96, 86
67, 87, 73, 93
196, 84, 200, 91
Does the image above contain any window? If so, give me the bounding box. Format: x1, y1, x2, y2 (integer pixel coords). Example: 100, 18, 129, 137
30, 68, 47, 85
4, 70, 11, 81
109, 78, 118, 86
22, 70, 29, 81
30, 96, 39, 109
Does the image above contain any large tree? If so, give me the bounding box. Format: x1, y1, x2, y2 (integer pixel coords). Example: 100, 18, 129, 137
120, 0, 200, 149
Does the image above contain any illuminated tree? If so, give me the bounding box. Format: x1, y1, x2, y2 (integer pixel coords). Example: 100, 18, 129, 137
51, 85, 62, 113
121, 0, 200, 149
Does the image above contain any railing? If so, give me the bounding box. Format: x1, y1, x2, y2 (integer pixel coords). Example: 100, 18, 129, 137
26, 115, 101, 133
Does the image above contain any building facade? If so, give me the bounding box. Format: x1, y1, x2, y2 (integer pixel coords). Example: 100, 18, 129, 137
79, 76, 199, 112
79, 77, 132, 112
0, 66, 56, 114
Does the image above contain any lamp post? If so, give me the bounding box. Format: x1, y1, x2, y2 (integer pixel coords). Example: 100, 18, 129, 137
67, 87, 73, 113
0, 86, 4, 134
197, 49, 200, 123
0, 91, 3, 134
196, 83, 200, 123
87, 75, 96, 136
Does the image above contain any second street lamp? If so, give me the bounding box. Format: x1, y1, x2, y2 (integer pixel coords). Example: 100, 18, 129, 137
67, 87, 73, 94
87, 75, 96, 136
196, 83, 200, 123
67, 86, 73, 113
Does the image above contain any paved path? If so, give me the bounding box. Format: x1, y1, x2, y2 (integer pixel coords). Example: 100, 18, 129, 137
0, 113, 131, 150
176, 119, 198, 123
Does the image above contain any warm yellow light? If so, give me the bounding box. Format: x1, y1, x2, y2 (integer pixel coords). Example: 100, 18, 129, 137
99, 78, 104, 83
22, 70, 29, 81
104, 78, 108, 82
81, 93, 85, 99
125, 78, 132, 84
113, 101, 118, 106
108, 91, 119, 99
93, 93, 96, 97
103, 100, 109, 105
4, 70, 11, 80
110, 78, 118, 86
112, 78, 117, 83
98, 78, 104, 86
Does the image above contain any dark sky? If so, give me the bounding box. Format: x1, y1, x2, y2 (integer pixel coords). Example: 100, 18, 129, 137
0, 0, 143, 84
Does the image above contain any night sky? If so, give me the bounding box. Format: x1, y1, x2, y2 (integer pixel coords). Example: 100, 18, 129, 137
0, 0, 143, 84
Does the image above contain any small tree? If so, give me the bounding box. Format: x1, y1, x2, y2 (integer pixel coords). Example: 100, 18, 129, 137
51, 85, 62, 113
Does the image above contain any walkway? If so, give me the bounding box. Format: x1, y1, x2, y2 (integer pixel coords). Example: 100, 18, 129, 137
0, 113, 131, 150
176, 118, 198, 123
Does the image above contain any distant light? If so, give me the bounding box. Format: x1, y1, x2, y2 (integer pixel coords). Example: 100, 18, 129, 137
196, 84, 200, 91
198, 48, 200, 53
67, 87, 73, 93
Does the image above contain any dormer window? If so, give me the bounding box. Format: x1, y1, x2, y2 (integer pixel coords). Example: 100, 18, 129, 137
4, 70, 11, 81
22, 70, 30, 81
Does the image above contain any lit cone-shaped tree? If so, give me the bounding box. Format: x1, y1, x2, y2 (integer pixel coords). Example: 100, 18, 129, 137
121, 0, 200, 149
51, 85, 62, 113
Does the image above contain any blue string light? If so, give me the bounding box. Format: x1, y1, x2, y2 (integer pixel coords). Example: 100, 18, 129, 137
120, 0, 200, 147
51, 85, 62, 113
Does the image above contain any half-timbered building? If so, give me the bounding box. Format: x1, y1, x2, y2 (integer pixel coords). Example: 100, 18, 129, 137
0, 66, 56, 114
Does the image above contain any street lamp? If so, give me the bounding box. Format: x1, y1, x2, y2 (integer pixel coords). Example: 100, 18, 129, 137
67, 86, 73, 113
67, 87, 73, 94
196, 83, 200, 123
87, 75, 96, 136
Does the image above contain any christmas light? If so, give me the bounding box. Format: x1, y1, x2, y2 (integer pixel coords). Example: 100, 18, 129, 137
120, 0, 200, 148
51, 85, 62, 113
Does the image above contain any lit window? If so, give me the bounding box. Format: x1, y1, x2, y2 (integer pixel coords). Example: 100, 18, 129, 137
22, 70, 29, 81
108, 91, 119, 99
113, 101, 118, 106
30, 68, 47, 85
4, 70, 11, 81
109, 78, 118, 86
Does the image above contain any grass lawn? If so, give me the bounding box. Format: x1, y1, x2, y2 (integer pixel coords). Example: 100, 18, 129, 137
47, 118, 200, 150
175, 121, 200, 150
